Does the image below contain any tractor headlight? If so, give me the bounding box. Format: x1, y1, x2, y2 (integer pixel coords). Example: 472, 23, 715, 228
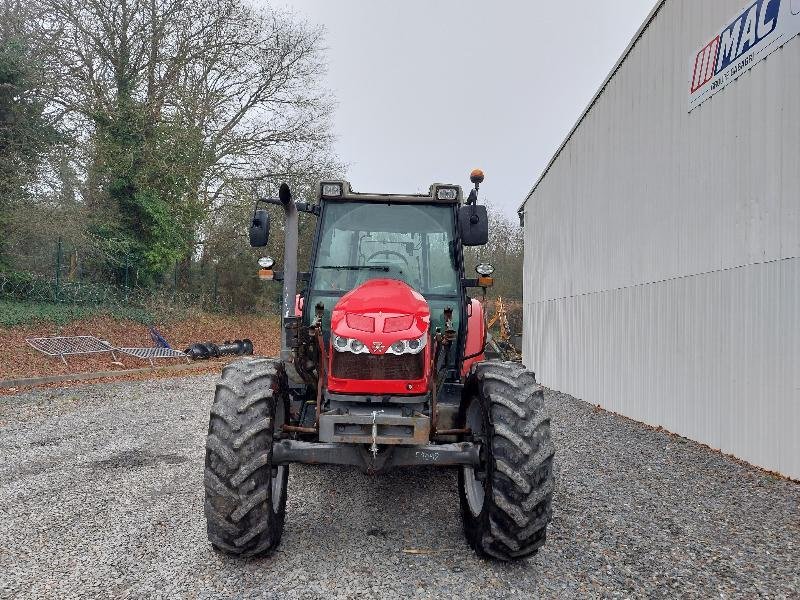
332, 335, 369, 354
385, 334, 427, 355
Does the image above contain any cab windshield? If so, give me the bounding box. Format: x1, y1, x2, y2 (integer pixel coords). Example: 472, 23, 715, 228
312, 201, 459, 297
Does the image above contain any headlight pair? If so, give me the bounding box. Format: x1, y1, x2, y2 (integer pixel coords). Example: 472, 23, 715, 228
332, 335, 369, 354
385, 334, 427, 355
331, 334, 427, 355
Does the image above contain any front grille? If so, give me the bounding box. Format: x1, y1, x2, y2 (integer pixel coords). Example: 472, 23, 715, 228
331, 352, 424, 380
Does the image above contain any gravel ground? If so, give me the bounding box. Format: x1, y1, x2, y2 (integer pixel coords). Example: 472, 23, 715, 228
0, 376, 797, 599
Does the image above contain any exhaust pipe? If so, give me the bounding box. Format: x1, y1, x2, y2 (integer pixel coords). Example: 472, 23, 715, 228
278, 183, 299, 363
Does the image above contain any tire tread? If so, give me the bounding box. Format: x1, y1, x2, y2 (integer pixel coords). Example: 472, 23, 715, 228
204, 356, 288, 557
460, 361, 555, 561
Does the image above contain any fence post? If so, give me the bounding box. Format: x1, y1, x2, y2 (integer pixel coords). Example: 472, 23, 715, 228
124, 253, 130, 302
54, 237, 62, 302
213, 269, 218, 307
173, 261, 179, 304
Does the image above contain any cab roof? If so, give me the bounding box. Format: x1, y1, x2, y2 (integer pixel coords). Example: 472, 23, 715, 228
318, 181, 464, 204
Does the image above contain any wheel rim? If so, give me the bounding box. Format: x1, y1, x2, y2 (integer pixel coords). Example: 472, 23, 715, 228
463, 395, 486, 517
272, 400, 287, 512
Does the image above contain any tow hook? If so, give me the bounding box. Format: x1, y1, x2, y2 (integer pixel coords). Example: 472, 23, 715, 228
370, 410, 385, 458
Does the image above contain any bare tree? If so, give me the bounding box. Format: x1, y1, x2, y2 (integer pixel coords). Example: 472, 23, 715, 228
465, 203, 525, 301
0, 0, 66, 265
32, 0, 338, 278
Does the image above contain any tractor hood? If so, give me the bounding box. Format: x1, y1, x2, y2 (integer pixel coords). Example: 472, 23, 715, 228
330, 279, 430, 353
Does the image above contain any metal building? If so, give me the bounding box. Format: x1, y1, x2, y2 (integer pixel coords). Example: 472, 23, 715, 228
519, 0, 799, 479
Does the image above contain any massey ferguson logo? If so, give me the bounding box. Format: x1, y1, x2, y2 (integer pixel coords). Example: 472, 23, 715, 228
372, 341, 384, 352
691, 0, 780, 94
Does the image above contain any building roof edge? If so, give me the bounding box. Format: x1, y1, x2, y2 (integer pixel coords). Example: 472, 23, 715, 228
518, 0, 667, 215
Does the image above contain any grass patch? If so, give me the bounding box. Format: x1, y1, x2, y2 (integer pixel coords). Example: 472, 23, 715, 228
0, 300, 153, 327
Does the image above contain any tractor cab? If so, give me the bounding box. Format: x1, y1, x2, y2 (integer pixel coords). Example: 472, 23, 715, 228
302, 180, 486, 381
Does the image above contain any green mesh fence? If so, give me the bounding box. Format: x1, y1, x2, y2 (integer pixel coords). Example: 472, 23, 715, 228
0, 237, 261, 321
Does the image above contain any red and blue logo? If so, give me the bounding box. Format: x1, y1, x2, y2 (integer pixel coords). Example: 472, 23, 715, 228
691, 0, 781, 93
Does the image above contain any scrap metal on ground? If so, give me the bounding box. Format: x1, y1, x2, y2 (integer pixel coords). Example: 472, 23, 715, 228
486, 297, 522, 361
26, 334, 188, 367
26, 330, 255, 369
184, 339, 253, 360
116, 347, 190, 367
25, 336, 120, 366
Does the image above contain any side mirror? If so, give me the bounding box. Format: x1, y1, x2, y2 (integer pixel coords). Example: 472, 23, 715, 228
249, 209, 270, 247
458, 205, 489, 246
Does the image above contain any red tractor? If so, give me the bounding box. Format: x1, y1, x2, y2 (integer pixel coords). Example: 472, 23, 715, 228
204, 171, 555, 560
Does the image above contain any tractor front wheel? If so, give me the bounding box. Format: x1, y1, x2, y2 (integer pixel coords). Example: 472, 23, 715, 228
459, 361, 555, 560
204, 357, 289, 557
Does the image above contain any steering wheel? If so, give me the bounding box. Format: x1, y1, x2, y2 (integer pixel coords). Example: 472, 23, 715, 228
365, 250, 410, 266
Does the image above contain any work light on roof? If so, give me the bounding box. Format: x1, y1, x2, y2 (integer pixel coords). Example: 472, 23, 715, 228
322, 183, 342, 197
436, 187, 458, 201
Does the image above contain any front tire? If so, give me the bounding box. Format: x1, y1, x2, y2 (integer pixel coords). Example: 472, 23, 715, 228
459, 362, 555, 560
204, 357, 289, 557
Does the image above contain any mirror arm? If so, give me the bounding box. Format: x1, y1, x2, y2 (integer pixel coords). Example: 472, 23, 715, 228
251, 197, 283, 222
257, 197, 284, 206
296, 201, 320, 215
256, 198, 318, 216
272, 271, 310, 283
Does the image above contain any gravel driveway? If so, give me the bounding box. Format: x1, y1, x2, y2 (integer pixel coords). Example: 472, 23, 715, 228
1, 375, 797, 599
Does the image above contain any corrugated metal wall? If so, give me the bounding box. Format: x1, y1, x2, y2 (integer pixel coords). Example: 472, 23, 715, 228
522, 0, 800, 479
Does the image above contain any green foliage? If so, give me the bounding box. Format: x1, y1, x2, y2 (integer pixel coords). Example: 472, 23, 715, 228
0, 37, 59, 263
0, 299, 153, 328
1, 0, 340, 315
91, 103, 209, 282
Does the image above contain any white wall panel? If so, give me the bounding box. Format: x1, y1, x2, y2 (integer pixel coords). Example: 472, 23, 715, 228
522, 0, 800, 478
525, 258, 799, 478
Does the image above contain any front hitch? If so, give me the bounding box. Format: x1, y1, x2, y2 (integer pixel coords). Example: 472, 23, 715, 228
271, 439, 481, 474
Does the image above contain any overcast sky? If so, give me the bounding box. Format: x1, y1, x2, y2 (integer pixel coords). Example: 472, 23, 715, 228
273, 0, 657, 217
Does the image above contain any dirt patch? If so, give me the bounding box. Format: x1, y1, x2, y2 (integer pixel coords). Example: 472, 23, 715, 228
0, 310, 281, 387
